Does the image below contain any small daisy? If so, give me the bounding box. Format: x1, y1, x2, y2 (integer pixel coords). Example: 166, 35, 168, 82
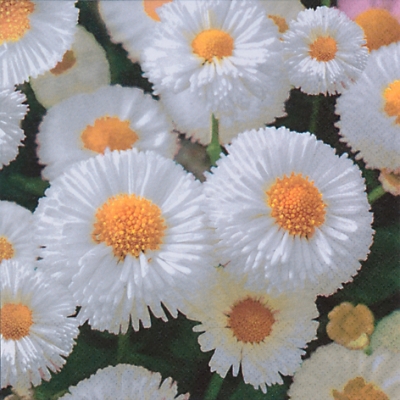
99, 0, 173, 63
186, 268, 318, 393
370, 310, 400, 353
60, 364, 189, 399
36, 85, 178, 181
1, 260, 79, 390
34, 149, 213, 333
30, 26, 110, 109
336, 42, 400, 170
283, 6, 368, 95
0, 201, 36, 264
142, 0, 290, 144
288, 343, 400, 399
204, 127, 374, 296
0, 0, 78, 87
338, 0, 400, 51
0, 87, 28, 169
260, 0, 305, 35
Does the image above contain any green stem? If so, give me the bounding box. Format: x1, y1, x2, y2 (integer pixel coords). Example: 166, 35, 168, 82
321, 0, 331, 6
117, 332, 131, 364
309, 95, 321, 134
368, 185, 386, 204
204, 373, 224, 400
206, 114, 223, 166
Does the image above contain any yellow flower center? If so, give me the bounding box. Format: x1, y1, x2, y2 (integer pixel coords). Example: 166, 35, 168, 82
309, 36, 338, 62
0, 0, 35, 45
192, 29, 234, 62
266, 173, 326, 238
50, 50, 77, 76
81, 116, 139, 154
355, 8, 400, 51
332, 377, 389, 400
142, 0, 172, 21
383, 79, 400, 125
0, 236, 14, 261
227, 297, 275, 344
327, 302, 374, 350
92, 194, 166, 261
0, 303, 33, 340
379, 168, 400, 196
268, 14, 289, 34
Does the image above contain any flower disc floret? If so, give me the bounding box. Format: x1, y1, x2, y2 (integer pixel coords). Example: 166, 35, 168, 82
143, 0, 172, 21
332, 376, 389, 400
0, 236, 14, 261
49, 50, 76, 76
92, 194, 166, 260
383, 79, 400, 124
309, 36, 337, 61
1, 303, 33, 340
192, 29, 234, 62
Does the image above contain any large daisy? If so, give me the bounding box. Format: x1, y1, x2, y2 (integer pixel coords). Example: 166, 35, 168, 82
30, 26, 110, 109
204, 127, 374, 296
186, 268, 318, 393
142, 0, 290, 144
336, 42, 400, 170
283, 6, 368, 95
36, 85, 178, 181
288, 343, 400, 399
34, 149, 213, 333
0, 87, 28, 169
99, 0, 173, 63
0, 0, 78, 87
1, 260, 79, 390
60, 364, 189, 399
0, 201, 36, 264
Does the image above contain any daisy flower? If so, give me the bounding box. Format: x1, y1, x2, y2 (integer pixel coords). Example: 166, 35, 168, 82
186, 268, 318, 393
283, 6, 368, 95
0, 201, 36, 264
34, 149, 213, 333
60, 364, 189, 399
0, 87, 28, 169
30, 26, 110, 109
1, 260, 79, 390
142, 0, 290, 144
336, 42, 400, 170
99, 0, 173, 63
370, 310, 400, 354
204, 127, 374, 296
338, 0, 400, 51
0, 0, 78, 87
288, 343, 400, 399
36, 85, 178, 181
379, 168, 400, 196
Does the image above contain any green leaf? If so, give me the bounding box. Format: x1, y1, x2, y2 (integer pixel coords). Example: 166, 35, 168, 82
230, 380, 289, 400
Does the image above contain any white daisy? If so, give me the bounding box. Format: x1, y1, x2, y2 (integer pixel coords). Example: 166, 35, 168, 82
186, 268, 318, 394
283, 6, 368, 95
36, 85, 178, 181
60, 364, 189, 400
99, 0, 173, 63
0, 201, 36, 264
0, 0, 78, 87
0, 87, 28, 169
30, 26, 110, 109
336, 42, 400, 170
34, 149, 213, 333
142, 0, 290, 144
1, 259, 79, 390
288, 343, 400, 400
204, 127, 374, 296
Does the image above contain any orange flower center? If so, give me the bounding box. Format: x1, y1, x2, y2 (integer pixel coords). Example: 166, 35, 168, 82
332, 377, 389, 400
50, 50, 77, 76
266, 173, 326, 238
355, 8, 400, 51
142, 0, 172, 21
327, 302, 374, 350
268, 14, 289, 34
81, 116, 139, 154
92, 194, 166, 261
0, 236, 14, 261
227, 297, 275, 343
309, 36, 338, 62
383, 79, 400, 125
1, 303, 33, 340
192, 29, 234, 62
0, 0, 35, 45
